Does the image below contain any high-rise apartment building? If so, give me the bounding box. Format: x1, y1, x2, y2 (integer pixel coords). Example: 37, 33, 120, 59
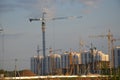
113, 46, 120, 68
31, 49, 109, 75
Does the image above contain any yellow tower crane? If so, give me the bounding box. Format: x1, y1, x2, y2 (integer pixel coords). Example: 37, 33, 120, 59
111, 38, 120, 68
89, 30, 113, 74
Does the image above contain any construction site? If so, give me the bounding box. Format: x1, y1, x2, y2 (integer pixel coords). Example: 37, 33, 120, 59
1, 19, 120, 80
0, 11, 120, 79
0, 0, 120, 79
29, 12, 120, 77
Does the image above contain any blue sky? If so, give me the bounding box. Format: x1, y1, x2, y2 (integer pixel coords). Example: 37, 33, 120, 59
0, 0, 120, 70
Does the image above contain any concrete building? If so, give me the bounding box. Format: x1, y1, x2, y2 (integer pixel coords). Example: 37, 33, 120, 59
46, 54, 61, 74
61, 52, 69, 69
113, 46, 120, 68
80, 49, 109, 74
81, 51, 90, 64
61, 51, 82, 74
31, 54, 61, 75
31, 56, 43, 75
31, 49, 109, 75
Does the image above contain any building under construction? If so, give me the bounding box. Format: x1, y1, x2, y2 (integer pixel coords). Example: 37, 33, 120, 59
31, 48, 111, 75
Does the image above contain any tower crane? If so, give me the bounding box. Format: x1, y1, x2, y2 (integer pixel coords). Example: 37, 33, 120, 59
29, 12, 82, 75
89, 30, 113, 74
111, 38, 120, 68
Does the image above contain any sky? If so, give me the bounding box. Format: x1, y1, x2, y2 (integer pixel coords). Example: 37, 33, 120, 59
0, 0, 120, 70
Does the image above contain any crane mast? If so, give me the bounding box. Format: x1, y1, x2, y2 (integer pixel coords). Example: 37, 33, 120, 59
42, 13, 46, 75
